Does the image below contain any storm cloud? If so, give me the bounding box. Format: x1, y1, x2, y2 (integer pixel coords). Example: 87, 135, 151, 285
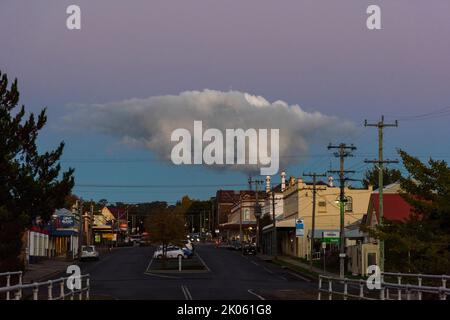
63, 89, 357, 173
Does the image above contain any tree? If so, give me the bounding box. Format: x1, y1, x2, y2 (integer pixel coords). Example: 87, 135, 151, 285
0, 71, 74, 271
366, 150, 450, 274
145, 208, 186, 268
362, 166, 402, 190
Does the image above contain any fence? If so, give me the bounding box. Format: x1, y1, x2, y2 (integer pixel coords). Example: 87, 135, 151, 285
0, 271, 23, 300
318, 272, 450, 300
0, 273, 90, 300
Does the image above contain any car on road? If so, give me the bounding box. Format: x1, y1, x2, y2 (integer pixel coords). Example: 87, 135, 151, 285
153, 246, 187, 259
242, 243, 257, 255
80, 245, 99, 261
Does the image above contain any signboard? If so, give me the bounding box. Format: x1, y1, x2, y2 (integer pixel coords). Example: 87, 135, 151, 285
119, 223, 128, 231
295, 219, 304, 237
59, 215, 75, 228
95, 234, 101, 243
323, 231, 340, 244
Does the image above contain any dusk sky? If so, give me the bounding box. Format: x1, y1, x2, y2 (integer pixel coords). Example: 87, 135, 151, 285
1, 0, 450, 204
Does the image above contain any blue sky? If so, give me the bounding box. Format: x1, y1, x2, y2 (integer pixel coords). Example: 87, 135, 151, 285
1, 0, 450, 203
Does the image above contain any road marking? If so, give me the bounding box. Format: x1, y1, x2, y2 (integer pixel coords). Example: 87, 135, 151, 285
263, 267, 274, 274
181, 285, 193, 300
145, 257, 154, 273
279, 276, 288, 281
288, 271, 312, 282
195, 252, 211, 272
144, 272, 179, 279
251, 260, 259, 266
248, 289, 266, 300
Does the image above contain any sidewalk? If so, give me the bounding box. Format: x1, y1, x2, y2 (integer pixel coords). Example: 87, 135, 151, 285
257, 254, 339, 279
23, 259, 74, 284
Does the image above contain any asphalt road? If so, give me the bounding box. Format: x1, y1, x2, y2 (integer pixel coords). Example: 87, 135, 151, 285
79, 243, 318, 300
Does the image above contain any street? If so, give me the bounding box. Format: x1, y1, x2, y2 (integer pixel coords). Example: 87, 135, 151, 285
79, 244, 317, 300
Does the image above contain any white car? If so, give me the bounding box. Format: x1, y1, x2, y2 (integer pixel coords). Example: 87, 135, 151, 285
153, 246, 187, 259
80, 245, 99, 261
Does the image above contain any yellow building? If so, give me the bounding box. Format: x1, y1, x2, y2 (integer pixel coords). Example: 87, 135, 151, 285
280, 176, 373, 259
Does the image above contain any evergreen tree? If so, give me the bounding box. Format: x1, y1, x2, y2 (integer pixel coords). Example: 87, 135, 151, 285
362, 166, 402, 190
367, 150, 450, 274
0, 71, 74, 271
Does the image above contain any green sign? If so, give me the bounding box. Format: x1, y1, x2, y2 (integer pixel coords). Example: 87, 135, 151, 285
322, 231, 340, 244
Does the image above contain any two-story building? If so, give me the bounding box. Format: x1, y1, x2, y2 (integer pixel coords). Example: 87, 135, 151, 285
219, 190, 266, 242
278, 175, 373, 259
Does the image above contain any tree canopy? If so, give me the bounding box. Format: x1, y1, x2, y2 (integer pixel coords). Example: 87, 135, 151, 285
368, 150, 450, 274
0, 71, 74, 271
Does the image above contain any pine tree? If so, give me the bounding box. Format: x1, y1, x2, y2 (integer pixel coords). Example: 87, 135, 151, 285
367, 150, 450, 274
362, 166, 402, 190
0, 71, 74, 271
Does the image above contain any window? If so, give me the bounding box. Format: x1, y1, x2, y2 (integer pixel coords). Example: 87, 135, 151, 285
345, 196, 353, 212
243, 208, 250, 221
318, 201, 327, 212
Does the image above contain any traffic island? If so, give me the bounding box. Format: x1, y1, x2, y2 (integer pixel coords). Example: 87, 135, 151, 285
146, 254, 209, 274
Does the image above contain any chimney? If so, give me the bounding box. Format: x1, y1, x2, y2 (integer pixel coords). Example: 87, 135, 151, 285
281, 171, 286, 192
328, 176, 334, 187
265, 176, 271, 193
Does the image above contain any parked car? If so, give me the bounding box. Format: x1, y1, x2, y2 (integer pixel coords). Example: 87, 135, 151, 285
232, 240, 242, 251
242, 243, 257, 255
182, 239, 194, 251
80, 245, 99, 261
153, 246, 187, 259
182, 247, 194, 258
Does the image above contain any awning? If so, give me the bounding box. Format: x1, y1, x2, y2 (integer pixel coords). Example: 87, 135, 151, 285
262, 218, 296, 232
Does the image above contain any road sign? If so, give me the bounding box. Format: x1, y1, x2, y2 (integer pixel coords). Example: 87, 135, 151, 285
295, 219, 304, 237
322, 231, 340, 244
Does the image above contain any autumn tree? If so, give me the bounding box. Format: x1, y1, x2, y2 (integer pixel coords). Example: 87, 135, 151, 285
145, 207, 186, 266
0, 71, 74, 271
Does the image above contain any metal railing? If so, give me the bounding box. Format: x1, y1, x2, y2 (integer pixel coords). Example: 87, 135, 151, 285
0, 271, 23, 300
0, 274, 90, 300
318, 273, 450, 300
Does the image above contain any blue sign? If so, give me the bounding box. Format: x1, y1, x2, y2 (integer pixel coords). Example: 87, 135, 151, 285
295, 219, 304, 237
58, 215, 75, 228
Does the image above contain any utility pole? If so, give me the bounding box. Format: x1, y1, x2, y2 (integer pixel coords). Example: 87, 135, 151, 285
364, 115, 398, 273
303, 172, 327, 271
248, 177, 264, 250
328, 143, 356, 278
77, 199, 84, 259
89, 201, 94, 245
271, 190, 278, 258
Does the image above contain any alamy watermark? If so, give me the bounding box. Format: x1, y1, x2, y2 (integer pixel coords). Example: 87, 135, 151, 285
366, 265, 382, 290
65, 4, 382, 31
66, 265, 81, 290
170, 121, 279, 175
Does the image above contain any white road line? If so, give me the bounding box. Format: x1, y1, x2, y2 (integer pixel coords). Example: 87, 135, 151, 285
263, 267, 274, 274
248, 289, 266, 300
288, 271, 312, 282
251, 260, 259, 266
145, 257, 154, 273
181, 285, 193, 300
195, 252, 211, 272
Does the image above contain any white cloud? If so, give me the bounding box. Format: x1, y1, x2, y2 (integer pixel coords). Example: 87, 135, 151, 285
63, 89, 357, 173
